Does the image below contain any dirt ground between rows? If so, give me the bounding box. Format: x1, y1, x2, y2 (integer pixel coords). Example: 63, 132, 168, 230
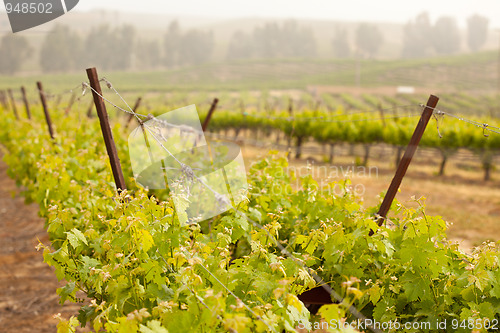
0, 159, 82, 332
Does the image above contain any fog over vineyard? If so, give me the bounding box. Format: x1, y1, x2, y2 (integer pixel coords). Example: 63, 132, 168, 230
1, 1, 500, 332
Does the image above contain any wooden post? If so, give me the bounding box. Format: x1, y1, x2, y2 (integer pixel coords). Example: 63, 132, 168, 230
86, 67, 126, 191
378, 103, 386, 127
287, 103, 294, 153
125, 97, 143, 128
87, 99, 94, 118
64, 92, 76, 115
314, 99, 321, 111
37, 82, 55, 139
298, 95, 439, 309
7, 89, 19, 119
370, 94, 439, 235
21, 86, 31, 119
202, 98, 219, 132
497, 29, 500, 103
54, 94, 62, 110
0, 90, 8, 110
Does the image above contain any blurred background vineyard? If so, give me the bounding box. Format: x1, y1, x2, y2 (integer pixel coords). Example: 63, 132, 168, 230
0, 8, 499, 247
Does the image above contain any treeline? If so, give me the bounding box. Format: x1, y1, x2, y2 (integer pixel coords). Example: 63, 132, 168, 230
0, 21, 215, 74
0, 13, 491, 75
402, 13, 490, 57
226, 21, 316, 59
331, 12, 490, 59
229, 12, 491, 60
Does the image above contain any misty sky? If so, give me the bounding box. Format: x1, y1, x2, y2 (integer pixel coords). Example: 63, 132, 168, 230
72, 0, 500, 28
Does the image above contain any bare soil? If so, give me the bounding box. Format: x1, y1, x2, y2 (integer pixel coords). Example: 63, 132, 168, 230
0, 159, 82, 333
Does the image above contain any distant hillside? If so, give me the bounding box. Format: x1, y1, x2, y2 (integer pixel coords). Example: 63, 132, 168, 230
1, 10, 498, 62
0, 51, 497, 94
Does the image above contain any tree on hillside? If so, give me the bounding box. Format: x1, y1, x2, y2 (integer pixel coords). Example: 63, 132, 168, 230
281, 20, 316, 58
401, 12, 433, 58
226, 21, 317, 60
432, 17, 461, 54
112, 25, 135, 70
40, 25, 82, 72
253, 22, 281, 58
332, 27, 351, 58
164, 21, 182, 67
467, 14, 489, 52
84, 25, 112, 69
136, 39, 161, 69
178, 29, 214, 66
83, 24, 135, 71
0, 33, 31, 75
355, 23, 383, 58
163, 21, 214, 67
251, 21, 317, 59
226, 30, 254, 60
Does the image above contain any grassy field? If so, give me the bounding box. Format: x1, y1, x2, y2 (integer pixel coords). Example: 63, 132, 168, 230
0, 50, 497, 93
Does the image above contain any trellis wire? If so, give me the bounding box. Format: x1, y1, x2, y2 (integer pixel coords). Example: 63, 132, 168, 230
246, 112, 421, 123
85, 79, 278, 330
421, 104, 500, 136
28, 79, 499, 332
81, 83, 421, 128
245, 104, 417, 121
94, 77, 384, 333
37, 83, 83, 99
73, 80, 500, 139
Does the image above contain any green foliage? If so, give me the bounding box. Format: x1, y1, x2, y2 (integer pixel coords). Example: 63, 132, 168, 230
1, 108, 311, 332
209, 104, 499, 176
1, 100, 500, 333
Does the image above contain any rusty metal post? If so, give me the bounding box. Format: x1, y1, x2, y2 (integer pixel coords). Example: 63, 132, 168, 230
36, 82, 54, 139
86, 67, 126, 191
202, 98, 219, 132
298, 95, 440, 309
125, 97, 143, 128
201, 98, 219, 132
21, 86, 31, 119
7, 89, 19, 119
0, 90, 8, 110
371, 94, 439, 234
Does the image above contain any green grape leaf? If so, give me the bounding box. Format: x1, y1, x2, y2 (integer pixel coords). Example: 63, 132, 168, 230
139, 320, 169, 333
66, 228, 88, 248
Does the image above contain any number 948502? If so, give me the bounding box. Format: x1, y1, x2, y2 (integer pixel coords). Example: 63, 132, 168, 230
5, 2, 53, 14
